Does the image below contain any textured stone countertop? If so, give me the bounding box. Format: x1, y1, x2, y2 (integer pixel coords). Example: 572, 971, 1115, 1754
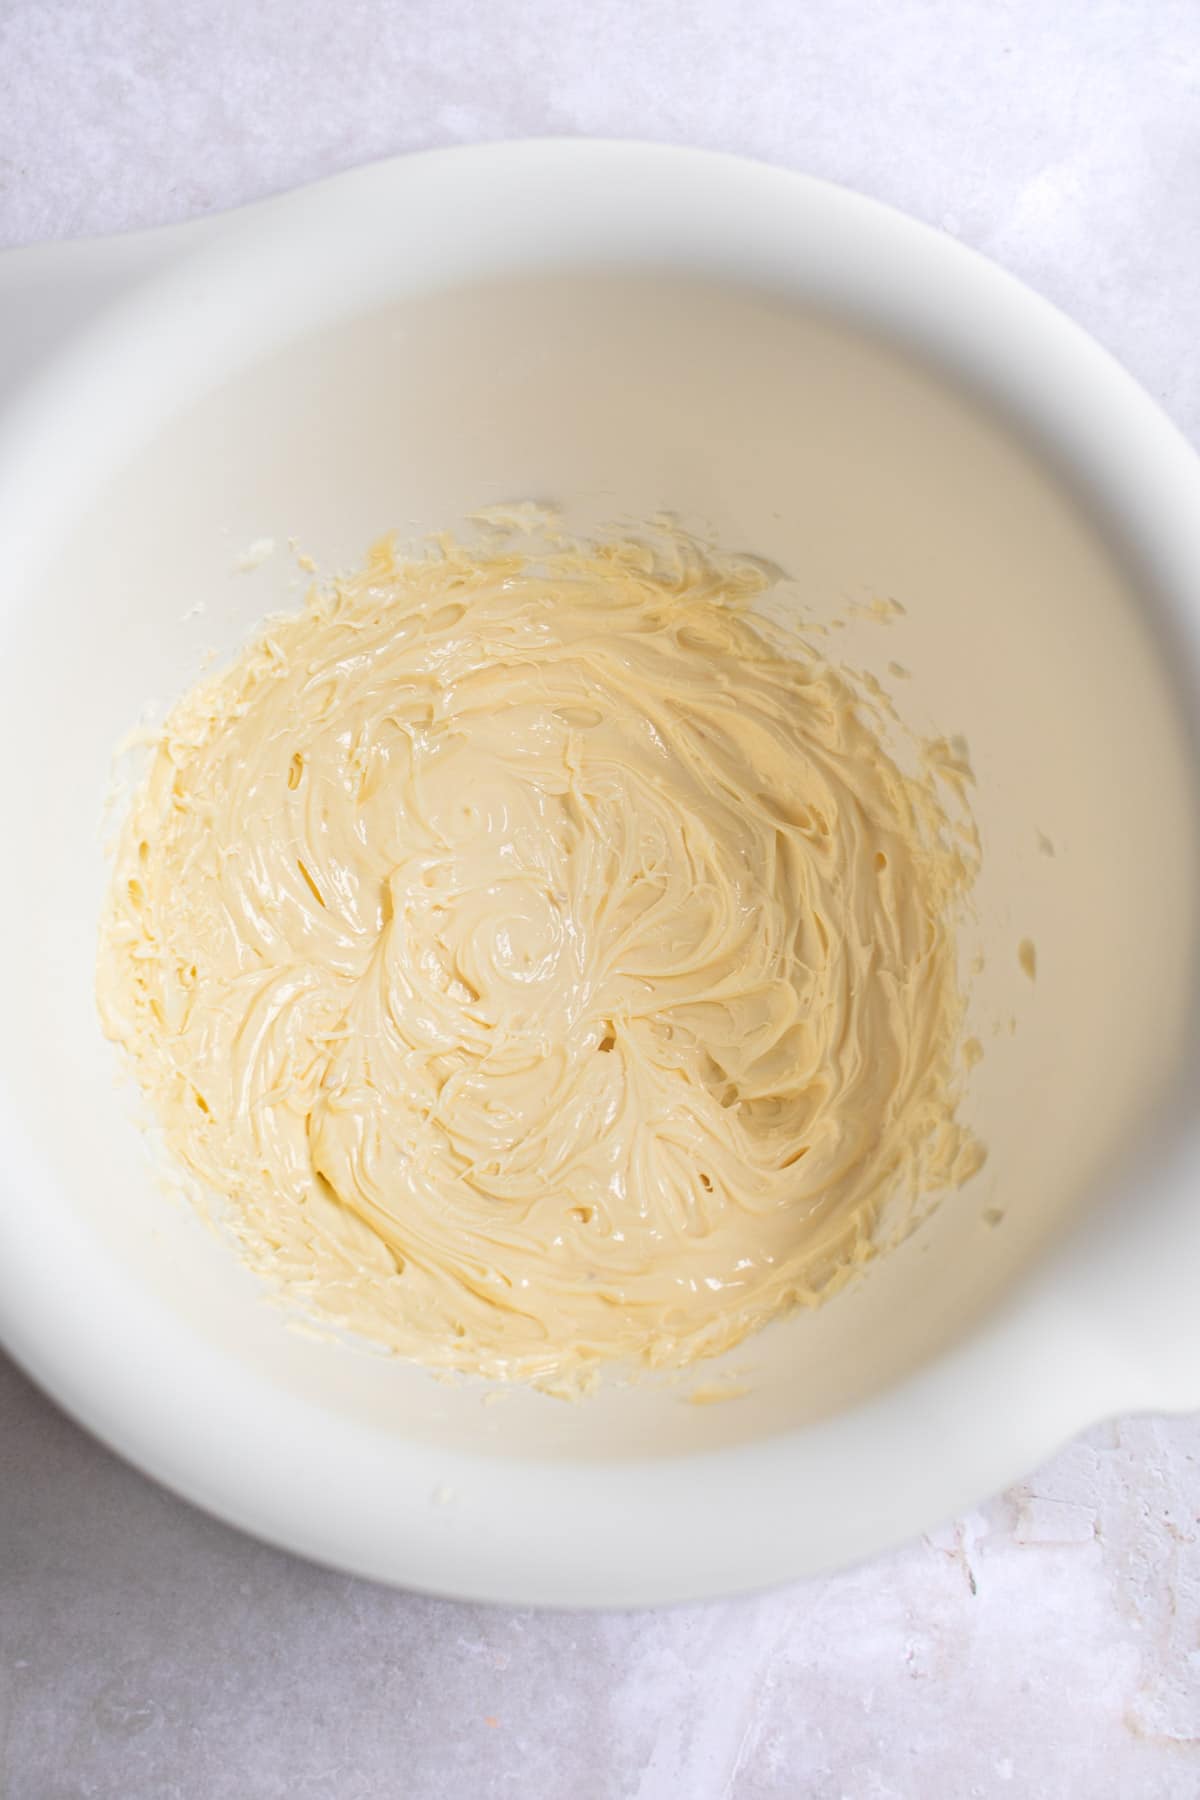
1, 2, 1198, 1795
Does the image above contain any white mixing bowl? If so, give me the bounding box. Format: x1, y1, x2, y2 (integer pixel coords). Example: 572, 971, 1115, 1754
0, 141, 1197, 1606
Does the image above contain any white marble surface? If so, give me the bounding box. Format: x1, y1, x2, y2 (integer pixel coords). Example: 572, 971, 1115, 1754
1, 1, 1199, 1793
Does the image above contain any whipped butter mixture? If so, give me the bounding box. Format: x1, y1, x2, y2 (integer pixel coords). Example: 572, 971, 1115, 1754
98, 524, 982, 1390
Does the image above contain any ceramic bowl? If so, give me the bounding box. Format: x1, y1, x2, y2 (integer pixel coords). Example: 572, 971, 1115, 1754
0, 141, 1196, 1605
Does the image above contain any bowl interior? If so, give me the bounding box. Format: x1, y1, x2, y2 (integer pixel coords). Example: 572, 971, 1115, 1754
1, 261, 1194, 1467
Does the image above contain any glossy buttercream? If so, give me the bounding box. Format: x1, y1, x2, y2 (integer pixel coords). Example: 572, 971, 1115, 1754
98, 525, 981, 1389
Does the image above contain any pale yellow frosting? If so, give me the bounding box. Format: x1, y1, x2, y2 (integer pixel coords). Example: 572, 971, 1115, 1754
97, 524, 982, 1391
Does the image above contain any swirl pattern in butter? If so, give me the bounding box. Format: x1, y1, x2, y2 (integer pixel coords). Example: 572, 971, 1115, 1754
97, 525, 982, 1390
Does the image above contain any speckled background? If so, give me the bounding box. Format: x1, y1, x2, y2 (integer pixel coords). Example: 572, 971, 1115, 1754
1, 3, 1198, 1795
